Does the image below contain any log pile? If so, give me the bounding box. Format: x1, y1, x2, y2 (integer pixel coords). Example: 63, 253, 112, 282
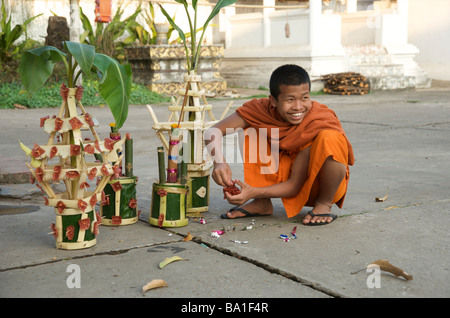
322, 72, 370, 95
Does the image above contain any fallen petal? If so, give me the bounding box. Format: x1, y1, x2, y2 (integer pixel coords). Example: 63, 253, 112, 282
159, 256, 185, 269
368, 259, 413, 281
142, 279, 168, 293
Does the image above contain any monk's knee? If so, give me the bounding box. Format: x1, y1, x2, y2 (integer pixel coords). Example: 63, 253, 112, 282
312, 130, 348, 164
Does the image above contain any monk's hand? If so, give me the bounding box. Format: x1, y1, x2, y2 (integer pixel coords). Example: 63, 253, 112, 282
212, 162, 233, 187
224, 179, 254, 205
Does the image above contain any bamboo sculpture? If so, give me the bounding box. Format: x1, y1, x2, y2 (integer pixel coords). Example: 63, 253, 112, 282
147, 71, 233, 217
100, 125, 139, 227
22, 85, 126, 249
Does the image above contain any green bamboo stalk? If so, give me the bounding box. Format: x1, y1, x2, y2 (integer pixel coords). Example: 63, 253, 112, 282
157, 146, 166, 184
125, 137, 133, 177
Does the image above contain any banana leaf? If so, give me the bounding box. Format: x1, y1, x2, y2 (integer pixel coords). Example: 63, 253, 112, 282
19, 46, 67, 95
19, 42, 131, 129
93, 53, 131, 130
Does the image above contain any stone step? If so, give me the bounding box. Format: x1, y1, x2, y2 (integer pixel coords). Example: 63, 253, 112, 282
351, 64, 404, 77
368, 75, 416, 90
347, 53, 393, 66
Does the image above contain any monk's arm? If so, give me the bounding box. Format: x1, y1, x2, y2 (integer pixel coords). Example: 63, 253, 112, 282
205, 112, 249, 186
227, 146, 310, 203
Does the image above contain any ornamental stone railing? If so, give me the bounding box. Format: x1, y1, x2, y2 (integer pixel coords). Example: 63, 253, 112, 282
124, 44, 227, 95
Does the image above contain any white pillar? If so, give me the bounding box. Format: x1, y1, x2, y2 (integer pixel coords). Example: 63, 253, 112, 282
396, 0, 409, 44
224, 6, 236, 49
263, 0, 275, 48
309, 0, 322, 49
346, 0, 357, 13
69, 0, 82, 85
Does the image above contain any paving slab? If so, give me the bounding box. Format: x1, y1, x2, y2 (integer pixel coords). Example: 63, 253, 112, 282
1, 84, 450, 302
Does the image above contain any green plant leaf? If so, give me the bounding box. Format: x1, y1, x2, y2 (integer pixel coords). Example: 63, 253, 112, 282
158, 3, 190, 69
158, 4, 186, 45
65, 41, 95, 79
79, 6, 94, 44
19, 46, 67, 95
202, 0, 237, 30
193, 0, 237, 70
93, 53, 131, 129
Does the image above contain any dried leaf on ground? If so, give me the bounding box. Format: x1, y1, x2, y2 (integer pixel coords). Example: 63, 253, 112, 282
375, 193, 388, 202
375, 188, 389, 202
368, 259, 413, 281
159, 256, 185, 269
183, 232, 193, 242
142, 279, 168, 293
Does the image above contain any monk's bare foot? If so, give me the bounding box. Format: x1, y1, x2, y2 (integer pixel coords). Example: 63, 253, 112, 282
224, 198, 273, 219
302, 201, 335, 225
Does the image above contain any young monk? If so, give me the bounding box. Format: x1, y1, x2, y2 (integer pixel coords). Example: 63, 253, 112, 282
205, 64, 354, 225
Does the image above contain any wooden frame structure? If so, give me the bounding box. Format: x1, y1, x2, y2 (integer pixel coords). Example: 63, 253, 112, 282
24, 86, 125, 249
147, 71, 233, 216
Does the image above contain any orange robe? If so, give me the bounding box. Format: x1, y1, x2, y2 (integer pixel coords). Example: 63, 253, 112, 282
235, 98, 355, 218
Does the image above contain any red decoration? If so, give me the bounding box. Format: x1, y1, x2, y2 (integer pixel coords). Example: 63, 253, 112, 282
89, 195, 97, 207
70, 144, 81, 156
66, 170, 80, 179
75, 86, 84, 101
158, 213, 164, 228
49, 146, 58, 159
60, 83, 69, 100
52, 165, 61, 181
69, 117, 83, 130
101, 164, 109, 176
40, 115, 50, 127
157, 189, 167, 197
31, 143, 45, 158
80, 182, 90, 190
51, 223, 58, 239
78, 218, 91, 231
128, 198, 137, 209
104, 137, 115, 151
88, 167, 97, 180
84, 144, 95, 154
56, 201, 66, 214
112, 165, 120, 179
78, 199, 88, 212
35, 167, 44, 183
101, 191, 110, 206
84, 113, 95, 126
65, 225, 75, 240
111, 181, 123, 192
54, 117, 63, 132
112, 216, 122, 225
223, 181, 241, 199
93, 222, 100, 236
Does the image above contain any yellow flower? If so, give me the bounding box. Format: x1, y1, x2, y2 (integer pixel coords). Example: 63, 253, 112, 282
109, 123, 116, 128
171, 123, 180, 129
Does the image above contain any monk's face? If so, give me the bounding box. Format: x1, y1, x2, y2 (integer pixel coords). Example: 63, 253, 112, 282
270, 84, 312, 125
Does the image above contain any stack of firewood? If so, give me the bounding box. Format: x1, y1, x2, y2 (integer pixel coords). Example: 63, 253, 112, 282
322, 72, 370, 95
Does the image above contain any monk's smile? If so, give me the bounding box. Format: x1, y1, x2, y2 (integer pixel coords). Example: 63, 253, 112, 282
270, 83, 312, 125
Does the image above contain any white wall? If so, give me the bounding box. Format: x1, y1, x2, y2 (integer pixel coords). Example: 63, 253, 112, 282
5, 0, 214, 46
408, 0, 450, 80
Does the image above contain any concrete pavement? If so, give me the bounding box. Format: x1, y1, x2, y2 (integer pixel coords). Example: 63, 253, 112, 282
1, 83, 449, 302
